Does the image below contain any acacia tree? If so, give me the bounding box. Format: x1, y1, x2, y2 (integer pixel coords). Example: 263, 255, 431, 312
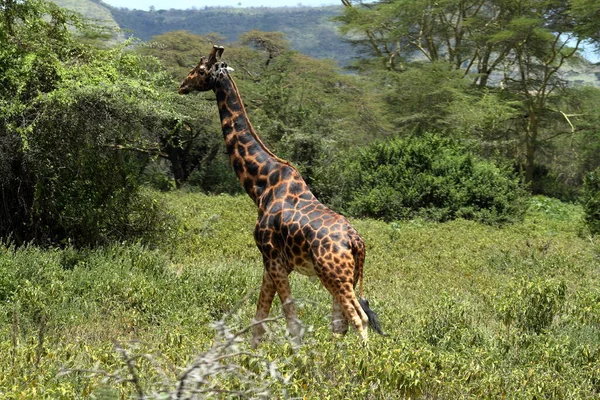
338, 0, 600, 189
139, 31, 271, 189
236, 31, 391, 186
497, 15, 583, 185
241, 30, 289, 67
338, 0, 516, 79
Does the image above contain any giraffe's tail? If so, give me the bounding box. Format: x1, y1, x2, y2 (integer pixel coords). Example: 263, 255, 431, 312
350, 230, 384, 335
359, 297, 384, 335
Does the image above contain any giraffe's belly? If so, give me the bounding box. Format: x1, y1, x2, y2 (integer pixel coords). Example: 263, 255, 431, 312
291, 255, 319, 281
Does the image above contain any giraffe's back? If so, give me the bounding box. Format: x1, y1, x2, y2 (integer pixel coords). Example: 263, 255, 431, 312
254, 169, 362, 282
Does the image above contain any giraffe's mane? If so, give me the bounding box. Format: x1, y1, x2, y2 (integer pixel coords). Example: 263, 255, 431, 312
226, 74, 292, 167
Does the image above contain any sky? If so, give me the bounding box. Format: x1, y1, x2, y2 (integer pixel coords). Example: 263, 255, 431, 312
102, 0, 342, 9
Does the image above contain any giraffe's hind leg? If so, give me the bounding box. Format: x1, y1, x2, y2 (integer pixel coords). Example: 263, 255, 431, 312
332, 298, 349, 335
319, 258, 369, 341
336, 292, 370, 341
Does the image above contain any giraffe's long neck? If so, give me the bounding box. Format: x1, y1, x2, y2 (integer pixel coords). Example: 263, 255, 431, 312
214, 74, 290, 205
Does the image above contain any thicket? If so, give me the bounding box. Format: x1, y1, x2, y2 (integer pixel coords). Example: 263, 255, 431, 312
315, 134, 528, 224
0, 0, 210, 246
49, 0, 600, 206
3, 0, 599, 245
337, 0, 600, 199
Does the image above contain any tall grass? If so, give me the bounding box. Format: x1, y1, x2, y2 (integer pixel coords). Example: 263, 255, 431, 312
1, 192, 599, 398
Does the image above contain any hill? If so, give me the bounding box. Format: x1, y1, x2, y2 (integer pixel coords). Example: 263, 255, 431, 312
49, 0, 600, 81
49, 0, 357, 65
106, 4, 357, 65
52, 0, 121, 36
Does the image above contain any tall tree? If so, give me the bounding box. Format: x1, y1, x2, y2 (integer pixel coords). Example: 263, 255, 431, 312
338, 0, 600, 188
137, 31, 227, 188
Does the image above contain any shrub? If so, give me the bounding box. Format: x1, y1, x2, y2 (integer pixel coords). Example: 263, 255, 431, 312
23, 84, 171, 246
495, 278, 566, 335
0, 1, 193, 246
314, 134, 528, 224
420, 294, 482, 349
582, 167, 600, 235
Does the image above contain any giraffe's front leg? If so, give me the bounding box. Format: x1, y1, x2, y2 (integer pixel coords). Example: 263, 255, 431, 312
267, 259, 303, 345
252, 270, 276, 348
253, 260, 303, 347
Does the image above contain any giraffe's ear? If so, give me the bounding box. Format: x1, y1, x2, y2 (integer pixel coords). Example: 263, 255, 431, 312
226, 66, 235, 73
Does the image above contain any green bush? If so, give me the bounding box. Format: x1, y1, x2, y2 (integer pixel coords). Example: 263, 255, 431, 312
0, 1, 183, 246
420, 294, 482, 349
582, 167, 600, 235
495, 278, 566, 335
25, 84, 174, 246
314, 134, 528, 224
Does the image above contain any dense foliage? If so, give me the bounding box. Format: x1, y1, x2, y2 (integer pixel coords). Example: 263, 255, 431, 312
0, 0, 194, 245
315, 134, 527, 223
46, 0, 600, 203
337, 0, 600, 196
2, 0, 598, 238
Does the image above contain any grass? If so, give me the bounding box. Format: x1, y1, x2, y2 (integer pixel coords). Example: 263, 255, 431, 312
1, 192, 599, 398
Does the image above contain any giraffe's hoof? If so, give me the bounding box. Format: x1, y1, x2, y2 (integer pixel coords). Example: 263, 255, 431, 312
358, 328, 369, 342
290, 334, 302, 348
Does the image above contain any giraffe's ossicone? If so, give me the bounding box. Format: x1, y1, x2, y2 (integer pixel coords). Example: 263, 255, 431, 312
179, 45, 383, 347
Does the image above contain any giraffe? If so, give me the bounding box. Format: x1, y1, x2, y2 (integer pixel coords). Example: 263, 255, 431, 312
179, 46, 382, 347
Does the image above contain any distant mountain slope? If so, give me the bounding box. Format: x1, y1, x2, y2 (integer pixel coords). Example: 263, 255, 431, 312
50, 0, 599, 85
49, 1, 356, 64
52, 0, 120, 31
104, 4, 357, 65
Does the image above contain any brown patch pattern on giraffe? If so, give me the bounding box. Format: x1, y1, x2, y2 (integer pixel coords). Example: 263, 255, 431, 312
179, 46, 382, 346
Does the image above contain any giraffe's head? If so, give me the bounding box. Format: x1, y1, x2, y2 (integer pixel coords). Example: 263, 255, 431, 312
178, 45, 232, 94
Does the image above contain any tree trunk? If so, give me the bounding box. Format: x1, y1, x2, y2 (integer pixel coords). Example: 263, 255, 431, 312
524, 109, 538, 190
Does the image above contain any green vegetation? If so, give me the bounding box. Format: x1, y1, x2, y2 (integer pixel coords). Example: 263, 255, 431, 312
315, 134, 527, 224
1, 193, 599, 398
0, 0, 218, 245
338, 0, 600, 195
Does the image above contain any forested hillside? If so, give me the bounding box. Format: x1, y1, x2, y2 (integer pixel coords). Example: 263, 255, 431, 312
52, 0, 122, 41
112, 6, 357, 64
52, 0, 357, 64
52, 0, 600, 78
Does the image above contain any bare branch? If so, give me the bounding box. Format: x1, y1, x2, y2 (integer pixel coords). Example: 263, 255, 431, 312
114, 341, 145, 399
